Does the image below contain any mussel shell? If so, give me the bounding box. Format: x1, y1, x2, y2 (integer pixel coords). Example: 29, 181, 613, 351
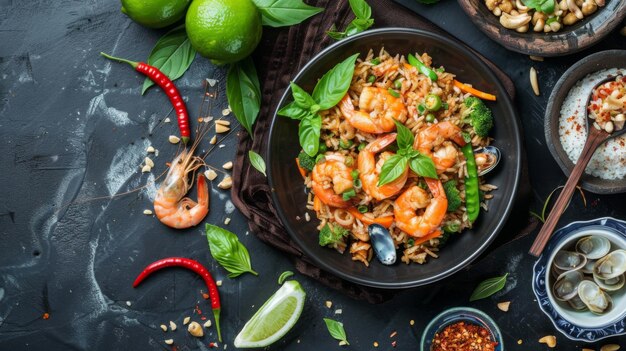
578, 280, 613, 314
576, 235, 611, 260
594, 249, 626, 280
368, 224, 396, 265
553, 251, 587, 272
593, 273, 625, 292
474, 146, 501, 177
552, 270, 584, 301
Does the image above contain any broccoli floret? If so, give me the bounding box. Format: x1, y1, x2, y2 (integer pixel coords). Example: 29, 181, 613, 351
443, 180, 462, 212
462, 96, 494, 137
298, 151, 316, 172
319, 223, 349, 247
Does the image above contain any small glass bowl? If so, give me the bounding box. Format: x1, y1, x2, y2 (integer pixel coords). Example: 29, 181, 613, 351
420, 307, 504, 351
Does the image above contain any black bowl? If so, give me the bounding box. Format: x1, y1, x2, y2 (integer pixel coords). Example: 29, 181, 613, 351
457, 0, 626, 57
266, 28, 522, 289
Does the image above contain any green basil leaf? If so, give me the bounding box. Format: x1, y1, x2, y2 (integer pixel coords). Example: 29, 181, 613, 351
277, 271, 294, 284
299, 114, 321, 157
323, 318, 349, 344
348, 0, 371, 19
206, 224, 258, 278
252, 0, 323, 27
409, 154, 438, 179
540, 0, 555, 13
312, 53, 360, 110
277, 101, 311, 120
290, 81, 316, 109
248, 150, 267, 177
142, 25, 196, 95
469, 273, 509, 301
227, 57, 261, 136
327, 28, 347, 40
394, 120, 414, 150
378, 155, 408, 186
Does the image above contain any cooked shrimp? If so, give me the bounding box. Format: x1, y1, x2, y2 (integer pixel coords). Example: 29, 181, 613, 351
414, 121, 466, 173
311, 159, 355, 208
153, 149, 208, 229
358, 133, 408, 200
393, 178, 448, 238
339, 87, 407, 134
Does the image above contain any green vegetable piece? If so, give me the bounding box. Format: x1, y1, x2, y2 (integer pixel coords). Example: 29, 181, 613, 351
345, 155, 355, 167
462, 96, 494, 137
227, 57, 261, 136
141, 25, 196, 95
407, 238, 415, 247
407, 53, 438, 81
315, 154, 326, 163
443, 220, 461, 233
357, 205, 368, 213
339, 139, 353, 149
323, 318, 350, 345
409, 154, 438, 179
470, 273, 509, 301
277, 271, 294, 284
442, 102, 449, 110
358, 142, 366, 151
298, 151, 316, 171
462, 144, 480, 223
319, 223, 349, 246
394, 78, 403, 89
424, 94, 442, 111
370, 58, 381, 65
417, 104, 426, 114
318, 143, 327, 153
387, 88, 400, 98
461, 131, 472, 143
351, 169, 360, 180
251, 0, 324, 27
206, 224, 258, 278
442, 180, 462, 212
353, 178, 362, 188
342, 188, 356, 201
367, 75, 376, 83
249, 150, 267, 177
425, 113, 436, 123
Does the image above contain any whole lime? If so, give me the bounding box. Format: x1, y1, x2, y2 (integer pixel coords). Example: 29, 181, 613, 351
185, 0, 262, 65
120, 0, 191, 29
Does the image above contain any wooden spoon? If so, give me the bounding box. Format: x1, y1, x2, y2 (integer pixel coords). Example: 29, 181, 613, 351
529, 76, 626, 257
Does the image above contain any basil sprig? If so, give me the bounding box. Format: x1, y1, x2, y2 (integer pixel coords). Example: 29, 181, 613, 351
522, 0, 555, 13
141, 25, 196, 95
469, 273, 509, 301
251, 0, 324, 27
327, 0, 374, 40
248, 150, 267, 177
323, 318, 350, 345
378, 121, 438, 186
277, 53, 360, 156
227, 57, 261, 136
206, 224, 258, 278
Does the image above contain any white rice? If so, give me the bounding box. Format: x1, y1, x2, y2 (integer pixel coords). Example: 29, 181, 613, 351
559, 68, 626, 180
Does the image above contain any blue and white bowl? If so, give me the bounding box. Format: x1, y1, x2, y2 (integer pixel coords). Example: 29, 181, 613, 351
532, 217, 626, 342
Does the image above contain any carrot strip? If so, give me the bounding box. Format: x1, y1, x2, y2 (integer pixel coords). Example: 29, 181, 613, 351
295, 158, 307, 179
453, 80, 497, 101
313, 196, 322, 212
347, 207, 394, 228
412, 230, 442, 246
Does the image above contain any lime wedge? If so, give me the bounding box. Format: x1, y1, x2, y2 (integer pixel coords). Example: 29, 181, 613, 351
233, 280, 306, 348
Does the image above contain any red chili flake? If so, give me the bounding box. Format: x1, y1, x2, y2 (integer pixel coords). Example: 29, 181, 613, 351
431, 321, 497, 351
208, 342, 218, 348
201, 316, 207, 321
42, 313, 50, 320
202, 293, 210, 300
194, 305, 203, 315
391, 340, 397, 348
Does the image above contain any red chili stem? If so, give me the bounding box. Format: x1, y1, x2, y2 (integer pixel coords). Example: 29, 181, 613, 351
100, 52, 191, 143
133, 257, 222, 342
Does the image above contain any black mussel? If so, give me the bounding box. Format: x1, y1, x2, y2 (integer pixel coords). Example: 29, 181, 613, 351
368, 224, 396, 265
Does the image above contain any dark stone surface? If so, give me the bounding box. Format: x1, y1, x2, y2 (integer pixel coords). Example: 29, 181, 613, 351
0, 0, 624, 350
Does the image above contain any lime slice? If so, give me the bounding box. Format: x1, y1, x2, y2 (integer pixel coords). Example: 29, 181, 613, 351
234, 280, 306, 348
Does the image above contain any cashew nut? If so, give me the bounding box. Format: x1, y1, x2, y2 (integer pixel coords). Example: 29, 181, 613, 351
532, 11, 547, 25
486, 0, 500, 11
515, 0, 529, 12
567, 0, 584, 19
516, 24, 530, 32
188, 321, 204, 338
500, 12, 532, 29
549, 21, 562, 32
534, 18, 545, 32
563, 11, 581, 25
493, 7, 503, 16
559, 0, 569, 10
544, 24, 552, 33
581, 0, 598, 15
499, 0, 514, 13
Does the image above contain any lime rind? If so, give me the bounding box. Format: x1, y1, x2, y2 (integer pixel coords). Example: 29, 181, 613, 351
233, 280, 306, 348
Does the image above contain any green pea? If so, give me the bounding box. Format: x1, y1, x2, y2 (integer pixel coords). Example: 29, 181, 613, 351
367, 75, 376, 83
425, 113, 436, 123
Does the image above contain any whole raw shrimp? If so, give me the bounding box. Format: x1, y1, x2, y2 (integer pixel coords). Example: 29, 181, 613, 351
339, 87, 407, 134
358, 133, 408, 200
153, 148, 208, 229
311, 156, 355, 208
414, 121, 466, 174
393, 178, 448, 238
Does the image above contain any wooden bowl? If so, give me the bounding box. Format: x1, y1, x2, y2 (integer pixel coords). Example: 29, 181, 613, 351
457, 0, 626, 56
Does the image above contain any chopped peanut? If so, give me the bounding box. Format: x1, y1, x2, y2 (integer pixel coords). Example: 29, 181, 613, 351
538, 335, 556, 348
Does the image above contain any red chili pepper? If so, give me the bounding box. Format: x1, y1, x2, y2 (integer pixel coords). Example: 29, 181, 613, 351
100, 52, 191, 144
133, 257, 221, 341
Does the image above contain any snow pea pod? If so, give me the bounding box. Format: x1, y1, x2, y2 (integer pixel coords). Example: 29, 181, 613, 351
462, 144, 480, 222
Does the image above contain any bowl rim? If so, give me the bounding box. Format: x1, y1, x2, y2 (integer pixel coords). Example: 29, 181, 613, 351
543, 50, 626, 194
532, 217, 626, 342
456, 0, 626, 57
419, 306, 504, 351
266, 27, 522, 289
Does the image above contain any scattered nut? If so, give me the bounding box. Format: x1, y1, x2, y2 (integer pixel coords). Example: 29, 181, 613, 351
216, 124, 230, 134
168, 135, 180, 144
204, 169, 218, 181
169, 321, 177, 331
538, 335, 556, 348
203, 320, 212, 328
224, 217, 231, 225
530, 67, 540, 96
216, 280, 223, 287
145, 157, 154, 168
221, 108, 231, 116
160, 324, 168, 332
601, 345, 620, 351
335, 309, 343, 314
517, 339, 523, 345
325, 301, 333, 309
146, 146, 155, 153
183, 316, 190, 325
164, 339, 174, 345
164, 117, 171, 123
339, 340, 348, 346
209, 135, 217, 144
497, 301, 511, 312
141, 165, 152, 173
222, 161, 233, 170
409, 320, 415, 326
143, 209, 153, 215
304, 213, 311, 222
203, 116, 214, 123
188, 321, 204, 337
373, 341, 379, 347
529, 55, 544, 61
215, 119, 231, 126
219, 144, 226, 148
218, 176, 233, 189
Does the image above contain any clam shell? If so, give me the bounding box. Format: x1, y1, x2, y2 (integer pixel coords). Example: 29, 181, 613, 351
552, 270, 584, 301
580, 259, 596, 274
576, 235, 611, 260
577, 280, 613, 314
567, 295, 588, 311
594, 249, 626, 280
593, 273, 625, 292
368, 224, 396, 265
553, 251, 587, 271
474, 146, 501, 177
